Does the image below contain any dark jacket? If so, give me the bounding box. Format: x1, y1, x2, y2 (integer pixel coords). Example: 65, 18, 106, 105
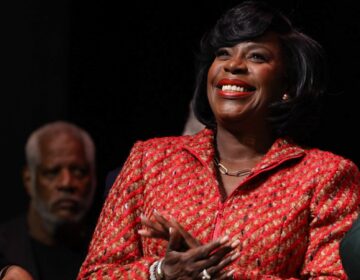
0, 214, 89, 280
340, 216, 360, 280
0, 215, 37, 278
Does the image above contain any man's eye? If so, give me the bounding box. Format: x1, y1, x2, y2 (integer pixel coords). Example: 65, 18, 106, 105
42, 169, 59, 179
71, 167, 89, 178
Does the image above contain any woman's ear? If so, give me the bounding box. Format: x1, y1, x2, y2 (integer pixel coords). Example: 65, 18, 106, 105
282, 92, 290, 101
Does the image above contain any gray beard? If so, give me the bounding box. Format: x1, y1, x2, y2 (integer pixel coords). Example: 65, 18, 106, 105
29, 174, 95, 232
32, 196, 86, 233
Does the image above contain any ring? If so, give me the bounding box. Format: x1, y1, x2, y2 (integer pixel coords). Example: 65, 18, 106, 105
201, 269, 211, 280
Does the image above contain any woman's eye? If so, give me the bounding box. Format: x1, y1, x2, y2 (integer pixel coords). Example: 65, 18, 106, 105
248, 53, 267, 62
215, 49, 229, 58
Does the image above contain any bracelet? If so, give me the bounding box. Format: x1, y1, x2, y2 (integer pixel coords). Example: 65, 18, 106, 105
149, 259, 165, 280
156, 258, 164, 279
149, 260, 158, 280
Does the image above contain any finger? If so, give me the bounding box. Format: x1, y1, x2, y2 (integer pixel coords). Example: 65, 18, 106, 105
153, 210, 172, 237
138, 228, 168, 239
188, 239, 239, 276
167, 227, 186, 252
208, 238, 240, 261
216, 269, 235, 280
195, 236, 230, 259
156, 214, 200, 252
139, 214, 168, 239
207, 251, 240, 276
170, 217, 202, 248
155, 215, 201, 250
191, 247, 238, 276
140, 213, 161, 231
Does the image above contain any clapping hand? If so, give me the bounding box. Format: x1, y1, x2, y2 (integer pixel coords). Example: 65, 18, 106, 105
138, 211, 239, 279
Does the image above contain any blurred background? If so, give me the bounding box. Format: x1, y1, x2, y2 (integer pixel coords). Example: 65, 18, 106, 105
2, 0, 359, 221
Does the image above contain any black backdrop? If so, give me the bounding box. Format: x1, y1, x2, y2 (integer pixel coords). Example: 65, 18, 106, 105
2, 0, 360, 222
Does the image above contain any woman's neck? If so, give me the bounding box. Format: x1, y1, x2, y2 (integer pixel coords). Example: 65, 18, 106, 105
215, 125, 274, 163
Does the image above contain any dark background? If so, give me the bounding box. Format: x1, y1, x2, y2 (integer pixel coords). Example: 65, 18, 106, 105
2, 0, 360, 221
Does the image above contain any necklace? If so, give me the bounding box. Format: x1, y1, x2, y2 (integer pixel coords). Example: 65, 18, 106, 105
214, 157, 251, 177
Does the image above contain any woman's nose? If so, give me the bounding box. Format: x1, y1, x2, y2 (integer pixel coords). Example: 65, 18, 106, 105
224, 57, 247, 74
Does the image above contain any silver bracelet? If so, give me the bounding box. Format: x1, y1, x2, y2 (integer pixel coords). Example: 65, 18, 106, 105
149, 260, 159, 280
156, 258, 164, 279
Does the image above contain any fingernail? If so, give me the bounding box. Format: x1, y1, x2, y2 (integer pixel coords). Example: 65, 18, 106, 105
231, 252, 240, 260
230, 239, 241, 248
219, 235, 229, 244
227, 269, 235, 277
169, 227, 173, 233
153, 209, 159, 214
140, 213, 145, 219
137, 229, 145, 235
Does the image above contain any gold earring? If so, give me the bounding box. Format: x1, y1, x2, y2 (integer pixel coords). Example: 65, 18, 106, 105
282, 93, 289, 101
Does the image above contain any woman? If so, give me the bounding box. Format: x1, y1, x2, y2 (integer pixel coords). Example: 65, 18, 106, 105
77, 1, 360, 279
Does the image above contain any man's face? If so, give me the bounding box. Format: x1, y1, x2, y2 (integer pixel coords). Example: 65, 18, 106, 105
25, 133, 95, 225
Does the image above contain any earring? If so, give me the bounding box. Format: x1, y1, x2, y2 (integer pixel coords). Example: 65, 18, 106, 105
282, 93, 290, 101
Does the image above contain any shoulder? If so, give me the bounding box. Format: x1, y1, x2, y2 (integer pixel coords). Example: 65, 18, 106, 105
300, 147, 360, 189
304, 147, 359, 172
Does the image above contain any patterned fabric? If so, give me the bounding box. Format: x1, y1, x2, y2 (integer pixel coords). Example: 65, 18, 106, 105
77, 129, 360, 280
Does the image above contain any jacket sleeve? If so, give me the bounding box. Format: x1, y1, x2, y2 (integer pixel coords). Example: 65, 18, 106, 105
301, 158, 360, 279
77, 141, 156, 280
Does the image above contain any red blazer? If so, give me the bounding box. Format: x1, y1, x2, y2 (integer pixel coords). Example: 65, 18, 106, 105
78, 129, 360, 279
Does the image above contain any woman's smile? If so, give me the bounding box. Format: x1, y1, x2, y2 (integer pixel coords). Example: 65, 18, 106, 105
216, 78, 256, 99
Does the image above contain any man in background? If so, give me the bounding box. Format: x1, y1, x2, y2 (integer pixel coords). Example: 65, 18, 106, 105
0, 121, 97, 280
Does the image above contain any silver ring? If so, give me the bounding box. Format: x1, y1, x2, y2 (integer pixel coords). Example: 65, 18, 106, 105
201, 269, 211, 280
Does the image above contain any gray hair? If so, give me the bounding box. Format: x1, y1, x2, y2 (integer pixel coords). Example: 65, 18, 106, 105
25, 121, 96, 186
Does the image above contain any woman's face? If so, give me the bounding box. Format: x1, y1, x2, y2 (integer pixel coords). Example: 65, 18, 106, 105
207, 32, 287, 128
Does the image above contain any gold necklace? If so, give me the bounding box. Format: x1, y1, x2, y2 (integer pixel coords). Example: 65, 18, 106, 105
214, 157, 251, 177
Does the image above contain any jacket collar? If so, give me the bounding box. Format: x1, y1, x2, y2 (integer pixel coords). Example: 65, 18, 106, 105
182, 128, 305, 173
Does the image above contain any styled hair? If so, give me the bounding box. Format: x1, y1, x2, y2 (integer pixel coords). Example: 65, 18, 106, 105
192, 0, 328, 142
25, 121, 96, 185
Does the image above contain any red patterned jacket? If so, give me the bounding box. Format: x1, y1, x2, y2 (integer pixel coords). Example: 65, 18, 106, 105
78, 129, 360, 279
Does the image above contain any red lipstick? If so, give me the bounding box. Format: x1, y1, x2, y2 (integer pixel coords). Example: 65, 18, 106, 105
216, 79, 255, 99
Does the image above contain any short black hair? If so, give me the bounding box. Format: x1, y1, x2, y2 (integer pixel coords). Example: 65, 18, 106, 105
192, 0, 328, 142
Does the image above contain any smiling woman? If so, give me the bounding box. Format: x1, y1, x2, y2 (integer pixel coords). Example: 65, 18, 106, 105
77, 1, 360, 279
